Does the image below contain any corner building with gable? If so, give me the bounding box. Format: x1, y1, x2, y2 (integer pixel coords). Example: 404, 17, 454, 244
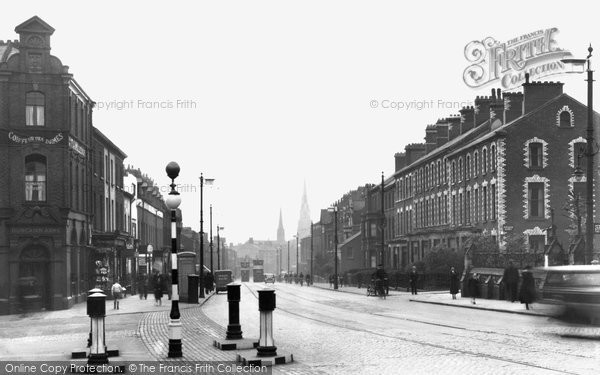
0, 17, 102, 313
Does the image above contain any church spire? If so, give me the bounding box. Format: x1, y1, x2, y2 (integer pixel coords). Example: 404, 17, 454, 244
297, 181, 311, 238
277, 208, 285, 243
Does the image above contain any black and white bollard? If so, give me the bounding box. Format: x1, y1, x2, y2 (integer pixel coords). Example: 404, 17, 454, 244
165, 161, 183, 358
226, 283, 243, 339
87, 292, 108, 365
87, 288, 103, 349
256, 289, 277, 357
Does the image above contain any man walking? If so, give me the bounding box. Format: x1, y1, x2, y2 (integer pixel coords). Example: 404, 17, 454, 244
409, 266, 419, 295
111, 279, 124, 310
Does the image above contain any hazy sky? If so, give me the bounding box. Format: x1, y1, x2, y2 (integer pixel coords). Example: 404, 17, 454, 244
3, 1, 599, 244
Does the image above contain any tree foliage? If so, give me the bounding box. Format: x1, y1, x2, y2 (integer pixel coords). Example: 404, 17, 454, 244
423, 246, 463, 274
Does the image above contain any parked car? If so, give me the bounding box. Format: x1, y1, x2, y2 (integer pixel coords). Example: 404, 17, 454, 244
541, 265, 600, 325
264, 273, 275, 284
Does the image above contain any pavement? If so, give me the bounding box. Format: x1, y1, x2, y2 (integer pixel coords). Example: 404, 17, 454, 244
310, 282, 559, 317
0, 292, 216, 361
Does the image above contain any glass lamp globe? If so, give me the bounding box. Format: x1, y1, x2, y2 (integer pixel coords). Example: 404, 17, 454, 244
165, 193, 181, 210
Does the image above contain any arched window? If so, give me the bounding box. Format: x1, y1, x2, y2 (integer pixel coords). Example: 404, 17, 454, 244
25, 154, 47, 201
491, 145, 497, 171
437, 160, 442, 184
482, 148, 488, 174
458, 157, 463, 182
560, 111, 572, 128
529, 142, 543, 168
451, 161, 456, 184
26, 92, 45, 126
574, 142, 587, 170
466, 154, 471, 179
474, 151, 479, 176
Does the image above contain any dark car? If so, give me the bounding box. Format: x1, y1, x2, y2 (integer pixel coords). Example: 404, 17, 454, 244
541, 265, 600, 325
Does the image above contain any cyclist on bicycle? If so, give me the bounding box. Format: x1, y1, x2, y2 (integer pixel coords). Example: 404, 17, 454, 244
372, 264, 387, 299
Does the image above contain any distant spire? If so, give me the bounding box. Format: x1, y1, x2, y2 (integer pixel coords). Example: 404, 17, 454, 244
277, 208, 285, 243
297, 181, 311, 238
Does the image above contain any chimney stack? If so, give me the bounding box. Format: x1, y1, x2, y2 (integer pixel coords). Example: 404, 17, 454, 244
502, 92, 524, 124
490, 101, 505, 129
405, 143, 427, 165
395, 152, 407, 172
459, 106, 476, 134
474, 95, 492, 126
435, 119, 449, 147
447, 116, 462, 141
522, 79, 564, 114
425, 125, 437, 153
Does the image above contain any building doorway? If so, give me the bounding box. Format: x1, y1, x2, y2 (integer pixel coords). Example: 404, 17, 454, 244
18, 246, 51, 311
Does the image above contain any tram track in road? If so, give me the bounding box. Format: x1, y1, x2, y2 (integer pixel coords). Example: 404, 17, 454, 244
242, 283, 592, 374
264, 283, 597, 347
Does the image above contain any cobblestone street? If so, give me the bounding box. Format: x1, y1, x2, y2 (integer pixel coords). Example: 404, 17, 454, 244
203, 283, 600, 374
1, 283, 600, 374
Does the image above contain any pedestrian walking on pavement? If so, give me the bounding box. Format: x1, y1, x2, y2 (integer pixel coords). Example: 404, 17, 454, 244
409, 266, 419, 295
111, 279, 124, 310
153, 272, 163, 306
468, 272, 480, 304
519, 265, 536, 310
299, 272, 304, 286
449, 267, 460, 300
329, 274, 333, 288
137, 274, 146, 300
503, 261, 519, 302
305, 273, 311, 286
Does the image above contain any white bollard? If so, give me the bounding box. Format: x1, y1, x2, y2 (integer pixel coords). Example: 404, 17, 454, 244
87, 292, 108, 365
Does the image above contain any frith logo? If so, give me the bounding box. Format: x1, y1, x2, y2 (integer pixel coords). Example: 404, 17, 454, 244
463, 28, 573, 90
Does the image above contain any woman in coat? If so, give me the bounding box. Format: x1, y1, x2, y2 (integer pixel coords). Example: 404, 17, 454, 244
467, 273, 480, 304
519, 266, 536, 310
449, 267, 460, 300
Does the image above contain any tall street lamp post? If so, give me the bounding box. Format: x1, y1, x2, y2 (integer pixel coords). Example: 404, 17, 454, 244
310, 222, 313, 283
217, 226, 224, 270
287, 241, 290, 273
199, 174, 205, 299
198, 174, 214, 298
380, 172, 385, 268
563, 46, 595, 264
165, 162, 182, 357
328, 206, 338, 290
210, 205, 214, 272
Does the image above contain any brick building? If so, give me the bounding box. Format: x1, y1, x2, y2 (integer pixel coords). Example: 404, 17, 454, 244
125, 167, 173, 278
0, 17, 188, 314
367, 77, 600, 271
312, 187, 368, 275
0, 17, 96, 313
91, 127, 132, 292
